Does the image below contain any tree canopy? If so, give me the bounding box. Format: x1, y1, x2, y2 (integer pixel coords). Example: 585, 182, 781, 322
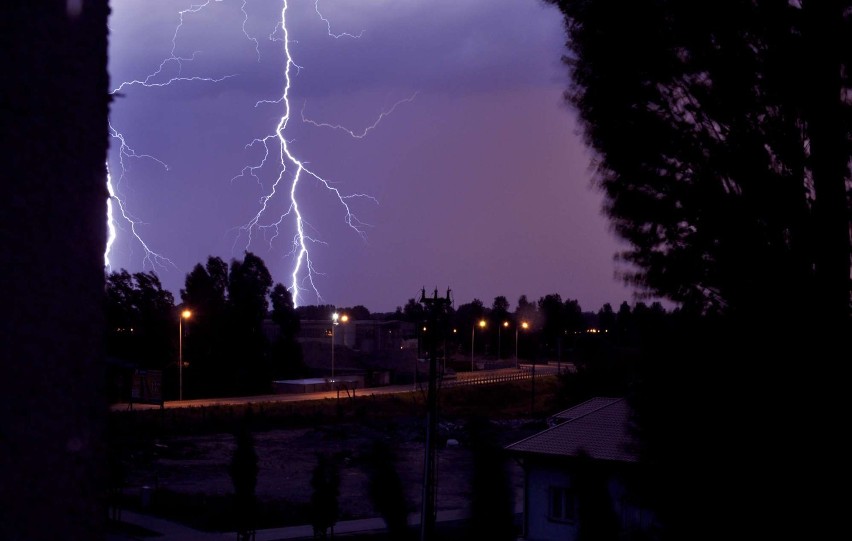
105, 269, 175, 368
547, 0, 850, 330
545, 2, 851, 538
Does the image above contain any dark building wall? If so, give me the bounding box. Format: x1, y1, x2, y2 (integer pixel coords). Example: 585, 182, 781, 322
1, 2, 110, 540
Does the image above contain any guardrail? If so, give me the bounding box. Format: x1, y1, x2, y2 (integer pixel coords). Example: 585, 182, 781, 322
440, 366, 561, 389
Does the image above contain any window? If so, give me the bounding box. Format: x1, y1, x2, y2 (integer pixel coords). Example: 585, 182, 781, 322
548, 486, 575, 522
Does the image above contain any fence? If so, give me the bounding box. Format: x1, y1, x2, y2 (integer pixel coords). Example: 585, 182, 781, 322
439, 365, 561, 389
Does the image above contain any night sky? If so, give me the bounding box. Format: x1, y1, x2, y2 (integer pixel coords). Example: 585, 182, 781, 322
106, 0, 640, 313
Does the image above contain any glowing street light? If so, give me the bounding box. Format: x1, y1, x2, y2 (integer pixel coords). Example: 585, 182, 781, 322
331, 312, 339, 381
179, 309, 191, 401
471, 319, 486, 372
331, 312, 348, 382
515, 320, 529, 369
498, 321, 509, 360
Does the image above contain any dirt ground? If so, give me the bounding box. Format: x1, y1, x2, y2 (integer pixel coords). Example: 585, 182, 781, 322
123, 416, 541, 528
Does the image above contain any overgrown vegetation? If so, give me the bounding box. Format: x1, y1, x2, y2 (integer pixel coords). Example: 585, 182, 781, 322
109, 376, 565, 439
109, 375, 577, 534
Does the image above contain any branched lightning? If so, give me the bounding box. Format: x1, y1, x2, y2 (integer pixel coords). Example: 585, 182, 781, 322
109, 0, 416, 307
105, 162, 177, 272
231, 0, 416, 307
301, 92, 419, 139
240, 0, 261, 61
105, 122, 177, 272
314, 0, 365, 39
106, 0, 236, 271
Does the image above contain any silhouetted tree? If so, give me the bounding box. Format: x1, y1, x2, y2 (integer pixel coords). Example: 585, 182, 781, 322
466, 417, 516, 541
296, 304, 337, 321
365, 440, 410, 541
310, 453, 340, 539
596, 303, 615, 333
563, 298, 586, 357
105, 269, 175, 370
574, 452, 620, 541
180, 256, 229, 396
454, 299, 487, 358
270, 283, 304, 379
229, 409, 258, 541
491, 295, 511, 324
402, 298, 425, 323
615, 302, 633, 346
538, 293, 565, 358
546, 2, 850, 539
547, 0, 850, 329
228, 252, 273, 395
340, 305, 371, 320
515, 295, 538, 325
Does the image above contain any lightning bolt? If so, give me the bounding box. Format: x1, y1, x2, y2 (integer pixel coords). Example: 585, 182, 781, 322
301, 92, 419, 139
108, 0, 416, 308
231, 0, 416, 307
105, 0, 235, 271
105, 162, 177, 272
314, 0, 365, 39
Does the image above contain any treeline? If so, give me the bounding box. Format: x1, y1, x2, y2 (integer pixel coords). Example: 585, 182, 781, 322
105, 251, 674, 401
394, 292, 671, 363
105, 252, 302, 400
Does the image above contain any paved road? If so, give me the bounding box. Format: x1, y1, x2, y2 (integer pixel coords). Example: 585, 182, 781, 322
112, 364, 565, 412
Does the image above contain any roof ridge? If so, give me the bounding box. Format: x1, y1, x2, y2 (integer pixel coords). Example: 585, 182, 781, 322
504, 396, 625, 451
552, 396, 624, 421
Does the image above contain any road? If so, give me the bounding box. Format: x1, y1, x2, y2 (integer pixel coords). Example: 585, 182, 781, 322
112, 364, 567, 411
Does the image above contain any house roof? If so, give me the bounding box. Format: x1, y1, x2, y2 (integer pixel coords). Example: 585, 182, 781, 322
505, 396, 638, 463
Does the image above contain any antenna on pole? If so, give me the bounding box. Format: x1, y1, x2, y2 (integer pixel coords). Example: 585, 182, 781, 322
418, 285, 452, 541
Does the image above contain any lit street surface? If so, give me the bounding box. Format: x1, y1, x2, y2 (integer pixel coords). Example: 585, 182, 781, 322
112, 364, 566, 411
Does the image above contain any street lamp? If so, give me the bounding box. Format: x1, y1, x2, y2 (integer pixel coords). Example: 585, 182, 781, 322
179, 309, 191, 401
331, 312, 339, 381
471, 319, 486, 372
515, 321, 529, 369
498, 321, 509, 360
415, 325, 427, 390
331, 312, 348, 382
339, 313, 349, 346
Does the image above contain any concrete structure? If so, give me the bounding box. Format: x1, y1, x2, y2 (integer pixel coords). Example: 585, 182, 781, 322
265, 318, 418, 381
271, 376, 364, 394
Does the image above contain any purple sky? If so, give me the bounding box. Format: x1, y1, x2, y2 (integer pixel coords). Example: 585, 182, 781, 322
106, 0, 644, 314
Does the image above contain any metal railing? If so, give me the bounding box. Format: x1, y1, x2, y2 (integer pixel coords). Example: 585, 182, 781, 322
440, 365, 560, 389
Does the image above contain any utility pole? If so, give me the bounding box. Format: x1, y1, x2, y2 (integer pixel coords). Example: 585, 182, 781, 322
419, 287, 452, 541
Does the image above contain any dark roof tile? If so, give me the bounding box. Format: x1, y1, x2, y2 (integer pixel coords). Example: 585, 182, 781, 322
505, 396, 637, 463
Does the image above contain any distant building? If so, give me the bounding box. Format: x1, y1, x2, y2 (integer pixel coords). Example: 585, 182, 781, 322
505, 397, 659, 541
264, 317, 417, 377
295, 318, 416, 353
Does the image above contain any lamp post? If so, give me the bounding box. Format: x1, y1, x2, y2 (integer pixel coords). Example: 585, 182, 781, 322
340, 313, 349, 346
331, 312, 339, 381
498, 321, 509, 360
515, 320, 528, 369
179, 309, 191, 401
331, 312, 348, 382
415, 325, 427, 390
471, 319, 486, 372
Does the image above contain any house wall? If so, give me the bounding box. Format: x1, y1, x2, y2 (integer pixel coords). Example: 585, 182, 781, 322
525, 465, 578, 541
523, 461, 657, 541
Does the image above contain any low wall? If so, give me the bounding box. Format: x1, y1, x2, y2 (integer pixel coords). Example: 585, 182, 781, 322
272, 376, 364, 394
